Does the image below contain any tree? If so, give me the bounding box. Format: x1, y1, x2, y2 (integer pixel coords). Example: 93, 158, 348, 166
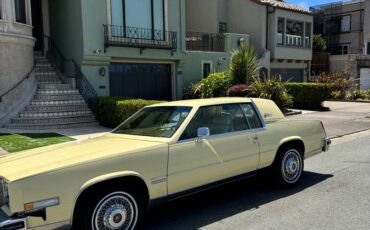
313, 34, 327, 52
230, 44, 259, 84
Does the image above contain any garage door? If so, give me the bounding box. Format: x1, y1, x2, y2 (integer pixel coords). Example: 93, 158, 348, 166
270, 68, 304, 82
109, 63, 172, 101
360, 68, 370, 90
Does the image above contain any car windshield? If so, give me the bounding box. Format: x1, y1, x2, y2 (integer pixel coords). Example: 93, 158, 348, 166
113, 106, 192, 138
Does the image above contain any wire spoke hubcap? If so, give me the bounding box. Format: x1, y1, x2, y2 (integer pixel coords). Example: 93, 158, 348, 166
281, 149, 302, 183
92, 192, 138, 230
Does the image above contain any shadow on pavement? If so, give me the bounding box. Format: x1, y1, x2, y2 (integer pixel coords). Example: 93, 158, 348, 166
145, 171, 333, 230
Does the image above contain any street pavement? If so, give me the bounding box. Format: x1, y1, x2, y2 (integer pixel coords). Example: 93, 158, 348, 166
290, 101, 370, 138
145, 130, 370, 230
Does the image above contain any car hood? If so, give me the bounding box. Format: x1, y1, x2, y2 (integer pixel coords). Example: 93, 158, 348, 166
0, 134, 167, 182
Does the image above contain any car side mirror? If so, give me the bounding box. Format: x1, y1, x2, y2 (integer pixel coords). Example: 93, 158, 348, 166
197, 127, 210, 141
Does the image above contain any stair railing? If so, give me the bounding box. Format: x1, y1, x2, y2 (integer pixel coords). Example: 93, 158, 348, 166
43, 35, 98, 109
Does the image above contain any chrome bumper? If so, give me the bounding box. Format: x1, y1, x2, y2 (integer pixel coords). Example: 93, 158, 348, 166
0, 209, 26, 230
322, 138, 331, 152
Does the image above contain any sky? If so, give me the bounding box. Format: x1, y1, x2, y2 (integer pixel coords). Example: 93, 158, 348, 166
285, 0, 344, 9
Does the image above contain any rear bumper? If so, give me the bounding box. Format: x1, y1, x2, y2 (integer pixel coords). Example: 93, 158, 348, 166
322, 138, 331, 152
0, 209, 26, 230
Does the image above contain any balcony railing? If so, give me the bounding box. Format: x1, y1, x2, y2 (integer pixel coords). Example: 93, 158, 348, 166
104, 25, 177, 52
186, 31, 226, 52
277, 33, 311, 48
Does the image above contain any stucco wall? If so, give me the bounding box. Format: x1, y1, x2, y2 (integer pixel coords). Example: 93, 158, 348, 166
186, 0, 218, 33
0, 0, 35, 125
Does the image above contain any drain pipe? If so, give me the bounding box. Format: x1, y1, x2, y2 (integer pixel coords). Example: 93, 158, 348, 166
266, 5, 276, 50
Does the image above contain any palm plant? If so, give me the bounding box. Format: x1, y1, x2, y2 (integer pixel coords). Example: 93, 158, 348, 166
230, 44, 259, 84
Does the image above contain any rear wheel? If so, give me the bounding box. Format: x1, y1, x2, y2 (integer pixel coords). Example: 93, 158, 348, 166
274, 145, 304, 186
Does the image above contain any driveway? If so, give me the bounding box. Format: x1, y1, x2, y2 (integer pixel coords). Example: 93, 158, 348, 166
290, 101, 370, 138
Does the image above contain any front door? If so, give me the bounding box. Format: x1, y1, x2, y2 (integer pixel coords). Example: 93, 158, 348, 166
31, 0, 43, 51
168, 103, 261, 195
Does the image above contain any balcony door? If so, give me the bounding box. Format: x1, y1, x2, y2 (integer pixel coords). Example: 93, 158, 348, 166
111, 0, 165, 40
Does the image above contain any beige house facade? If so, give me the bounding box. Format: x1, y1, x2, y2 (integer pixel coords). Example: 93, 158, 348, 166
186, 0, 313, 82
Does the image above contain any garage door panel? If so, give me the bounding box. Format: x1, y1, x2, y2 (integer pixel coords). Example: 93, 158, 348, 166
109, 63, 172, 101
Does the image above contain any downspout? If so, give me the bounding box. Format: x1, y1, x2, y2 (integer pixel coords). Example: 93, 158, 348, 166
180, 0, 187, 54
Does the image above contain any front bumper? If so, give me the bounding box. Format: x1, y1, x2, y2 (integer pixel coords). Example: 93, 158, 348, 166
0, 209, 26, 230
322, 138, 331, 152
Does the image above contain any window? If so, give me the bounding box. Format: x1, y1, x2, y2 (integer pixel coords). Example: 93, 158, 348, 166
277, 18, 285, 45
286, 20, 303, 46
324, 15, 351, 34
202, 62, 212, 78
305, 22, 312, 48
341, 15, 350, 32
367, 42, 370, 55
14, 0, 27, 23
179, 104, 250, 140
219, 22, 227, 33
111, 0, 165, 39
240, 104, 263, 129
113, 106, 191, 138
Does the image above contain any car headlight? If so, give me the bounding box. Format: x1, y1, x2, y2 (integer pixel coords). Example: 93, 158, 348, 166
0, 178, 9, 206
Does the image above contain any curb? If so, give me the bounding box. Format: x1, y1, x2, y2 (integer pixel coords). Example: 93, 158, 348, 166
327, 99, 370, 103
329, 128, 370, 140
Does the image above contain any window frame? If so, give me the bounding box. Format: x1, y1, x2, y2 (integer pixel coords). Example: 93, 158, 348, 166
285, 19, 304, 47
201, 61, 212, 79
177, 102, 265, 143
219, 22, 227, 34
14, 0, 27, 24
304, 22, 312, 48
367, 42, 370, 55
277, 17, 285, 45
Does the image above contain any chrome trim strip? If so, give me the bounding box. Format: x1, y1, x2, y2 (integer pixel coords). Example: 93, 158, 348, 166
150, 176, 167, 184
305, 148, 322, 159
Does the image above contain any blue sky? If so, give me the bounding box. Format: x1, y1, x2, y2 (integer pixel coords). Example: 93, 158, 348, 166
285, 0, 343, 9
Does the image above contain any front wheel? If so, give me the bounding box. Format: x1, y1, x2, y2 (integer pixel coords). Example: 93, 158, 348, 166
274, 146, 304, 186
76, 185, 144, 230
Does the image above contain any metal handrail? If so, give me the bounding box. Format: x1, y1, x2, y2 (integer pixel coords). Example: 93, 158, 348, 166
0, 62, 36, 103
43, 35, 98, 106
185, 31, 226, 52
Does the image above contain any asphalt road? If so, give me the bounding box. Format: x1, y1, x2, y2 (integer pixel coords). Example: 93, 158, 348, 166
145, 130, 370, 230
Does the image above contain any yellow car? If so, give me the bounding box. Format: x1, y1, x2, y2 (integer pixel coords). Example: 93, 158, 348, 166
0, 98, 330, 230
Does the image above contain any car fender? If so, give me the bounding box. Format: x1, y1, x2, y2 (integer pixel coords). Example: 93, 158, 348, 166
70, 171, 148, 225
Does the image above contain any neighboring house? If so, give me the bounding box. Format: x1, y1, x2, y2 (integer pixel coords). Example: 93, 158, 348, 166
0, 0, 36, 125
186, 0, 314, 82
311, 0, 370, 89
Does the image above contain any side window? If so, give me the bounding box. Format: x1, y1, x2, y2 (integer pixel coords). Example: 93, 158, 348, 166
240, 104, 263, 129
179, 104, 249, 140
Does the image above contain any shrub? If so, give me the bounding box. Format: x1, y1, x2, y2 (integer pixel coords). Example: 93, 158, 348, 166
312, 71, 355, 97
92, 97, 164, 128
227, 84, 254, 97
230, 44, 258, 84
313, 34, 327, 52
286, 83, 331, 109
187, 72, 232, 98
350, 90, 370, 100
251, 76, 293, 112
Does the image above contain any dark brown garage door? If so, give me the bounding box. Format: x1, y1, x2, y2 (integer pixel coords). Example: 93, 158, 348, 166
109, 63, 172, 101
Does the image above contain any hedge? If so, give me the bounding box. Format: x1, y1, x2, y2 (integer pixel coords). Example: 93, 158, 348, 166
285, 83, 331, 109
91, 97, 164, 128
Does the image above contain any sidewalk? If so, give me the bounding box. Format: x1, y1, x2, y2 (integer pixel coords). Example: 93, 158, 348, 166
290, 101, 370, 138
0, 147, 8, 155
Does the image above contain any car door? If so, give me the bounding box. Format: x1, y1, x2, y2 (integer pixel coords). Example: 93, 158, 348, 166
167, 103, 261, 195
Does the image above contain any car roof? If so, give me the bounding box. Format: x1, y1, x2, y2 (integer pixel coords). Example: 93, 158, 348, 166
149, 97, 254, 107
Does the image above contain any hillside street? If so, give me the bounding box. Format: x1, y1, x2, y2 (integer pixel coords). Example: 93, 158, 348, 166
146, 129, 370, 230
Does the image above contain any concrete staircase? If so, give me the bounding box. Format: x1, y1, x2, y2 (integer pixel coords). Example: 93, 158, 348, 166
5, 53, 99, 129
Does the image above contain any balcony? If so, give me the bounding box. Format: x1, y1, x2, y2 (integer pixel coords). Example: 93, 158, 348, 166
103, 25, 177, 52
277, 33, 310, 48
186, 31, 226, 52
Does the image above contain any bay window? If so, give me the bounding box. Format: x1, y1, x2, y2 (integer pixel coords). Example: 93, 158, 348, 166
286, 20, 303, 46
277, 18, 284, 45
15, 0, 27, 24
305, 22, 311, 48
111, 0, 165, 40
